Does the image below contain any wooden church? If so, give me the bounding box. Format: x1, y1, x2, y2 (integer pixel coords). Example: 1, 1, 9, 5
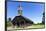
11, 3, 33, 27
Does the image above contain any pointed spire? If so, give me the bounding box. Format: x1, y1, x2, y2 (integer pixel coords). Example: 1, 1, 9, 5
18, 2, 22, 10
18, 2, 22, 16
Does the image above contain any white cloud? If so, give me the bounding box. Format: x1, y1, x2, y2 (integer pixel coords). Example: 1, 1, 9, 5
12, 0, 45, 2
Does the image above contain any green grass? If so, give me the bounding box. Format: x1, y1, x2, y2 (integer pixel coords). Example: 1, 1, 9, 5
7, 22, 45, 29
27, 24, 45, 29
7, 22, 12, 27
7, 24, 45, 29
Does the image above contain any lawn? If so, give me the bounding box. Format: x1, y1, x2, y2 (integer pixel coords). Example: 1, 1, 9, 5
7, 24, 45, 30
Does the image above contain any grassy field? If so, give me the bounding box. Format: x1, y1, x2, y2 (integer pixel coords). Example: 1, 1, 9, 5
7, 24, 45, 31
26, 24, 45, 29
7, 21, 45, 30
7, 24, 45, 30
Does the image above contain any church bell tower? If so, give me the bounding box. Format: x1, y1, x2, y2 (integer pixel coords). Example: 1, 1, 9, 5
18, 3, 22, 16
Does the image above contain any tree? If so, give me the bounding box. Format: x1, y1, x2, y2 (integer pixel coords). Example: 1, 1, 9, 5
8, 18, 11, 22
7, 18, 12, 27
42, 11, 45, 24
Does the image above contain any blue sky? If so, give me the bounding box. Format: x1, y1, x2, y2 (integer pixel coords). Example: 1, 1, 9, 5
7, 1, 44, 23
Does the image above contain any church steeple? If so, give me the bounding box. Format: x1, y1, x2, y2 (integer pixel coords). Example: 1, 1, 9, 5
18, 2, 22, 16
